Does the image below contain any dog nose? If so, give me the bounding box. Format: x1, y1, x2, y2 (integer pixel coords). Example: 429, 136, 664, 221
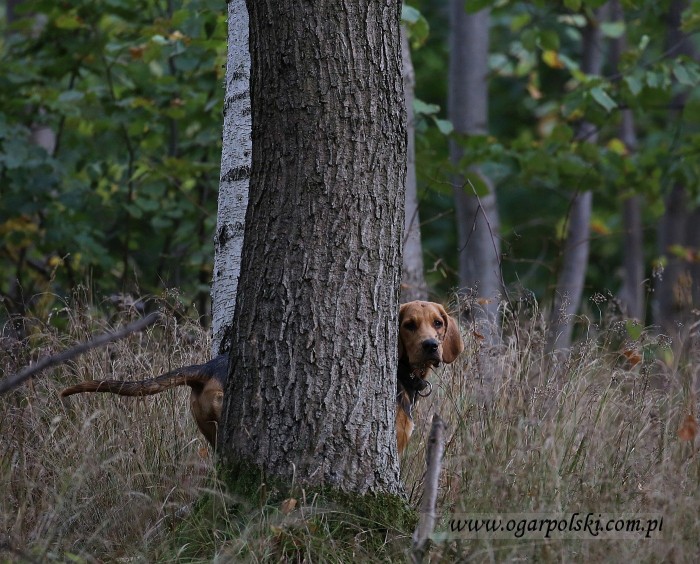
422, 339, 439, 354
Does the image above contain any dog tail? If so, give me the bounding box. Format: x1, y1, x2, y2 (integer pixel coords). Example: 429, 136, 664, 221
60, 355, 227, 398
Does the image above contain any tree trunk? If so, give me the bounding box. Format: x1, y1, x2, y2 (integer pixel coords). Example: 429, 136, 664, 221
620, 192, 644, 320
655, 0, 699, 332
610, 0, 645, 321
220, 1, 406, 496
657, 183, 689, 330
448, 1, 501, 334
400, 26, 428, 303
211, 0, 251, 355
547, 7, 606, 351
687, 208, 700, 308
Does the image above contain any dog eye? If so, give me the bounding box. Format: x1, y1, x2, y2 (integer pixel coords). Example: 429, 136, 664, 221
403, 321, 417, 331
433, 319, 443, 328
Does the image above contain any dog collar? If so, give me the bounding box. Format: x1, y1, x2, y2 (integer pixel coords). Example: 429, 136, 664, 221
397, 359, 433, 399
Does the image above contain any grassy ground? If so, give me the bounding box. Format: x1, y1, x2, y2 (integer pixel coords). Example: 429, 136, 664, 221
1, 294, 699, 562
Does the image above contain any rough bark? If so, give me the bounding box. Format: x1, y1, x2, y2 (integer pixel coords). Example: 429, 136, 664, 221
610, 0, 645, 321
400, 26, 428, 303
546, 7, 606, 351
220, 1, 406, 495
211, 0, 251, 355
448, 1, 501, 332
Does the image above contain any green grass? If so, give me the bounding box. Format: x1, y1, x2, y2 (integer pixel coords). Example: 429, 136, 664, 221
1, 295, 699, 562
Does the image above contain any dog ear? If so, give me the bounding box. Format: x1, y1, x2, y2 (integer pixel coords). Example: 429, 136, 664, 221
397, 303, 408, 361
440, 308, 464, 364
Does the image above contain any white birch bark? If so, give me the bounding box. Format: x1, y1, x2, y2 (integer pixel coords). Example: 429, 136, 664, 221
211, 0, 251, 355
400, 26, 428, 303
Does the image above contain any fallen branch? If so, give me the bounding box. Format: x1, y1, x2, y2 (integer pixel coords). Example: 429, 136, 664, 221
0, 312, 162, 395
411, 413, 446, 563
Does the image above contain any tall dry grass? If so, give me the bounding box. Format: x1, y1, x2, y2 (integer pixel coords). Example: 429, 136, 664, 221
1, 293, 699, 562
1, 295, 214, 561
403, 297, 700, 562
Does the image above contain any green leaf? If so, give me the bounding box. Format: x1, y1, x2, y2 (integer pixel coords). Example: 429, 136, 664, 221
563, 0, 582, 10
551, 124, 574, 143
465, 0, 492, 15
521, 29, 539, 51
401, 5, 421, 24
538, 30, 560, 51
559, 154, 589, 177
401, 5, 430, 48
589, 87, 617, 112
135, 198, 160, 212
624, 75, 643, 96
434, 118, 454, 135
625, 319, 643, 341
58, 90, 85, 104
672, 63, 698, 86
463, 173, 490, 197
124, 203, 143, 219
600, 22, 625, 39
681, 8, 700, 33
638, 34, 650, 51
510, 14, 531, 32
413, 98, 440, 116
55, 13, 83, 30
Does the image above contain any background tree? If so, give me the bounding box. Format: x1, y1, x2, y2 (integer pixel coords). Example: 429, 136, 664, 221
448, 0, 502, 337
610, 0, 644, 321
656, 0, 700, 332
219, 0, 406, 495
547, 5, 607, 352
3, 0, 700, 344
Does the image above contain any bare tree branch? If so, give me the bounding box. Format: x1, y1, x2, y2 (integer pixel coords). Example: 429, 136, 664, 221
0, 312, 162, 395
411, 414, 446, 563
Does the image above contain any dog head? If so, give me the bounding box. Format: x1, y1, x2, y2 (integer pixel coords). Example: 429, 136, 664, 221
398, 301, 464, 370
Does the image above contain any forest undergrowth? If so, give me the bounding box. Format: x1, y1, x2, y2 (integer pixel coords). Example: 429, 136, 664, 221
1, 292, 699, 562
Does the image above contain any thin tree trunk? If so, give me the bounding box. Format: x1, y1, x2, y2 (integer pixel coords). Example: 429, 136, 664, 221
656, 0, 698, 332
621, 192, 644, 320
657, 183, 689, 330
687, 208, 700, 308
211, 0, 251, 355
401, 26, 428, 303
448, 1, 501, 334
547, 6, 607, 351
610, 0, 644, 320
220, 0, 406, 495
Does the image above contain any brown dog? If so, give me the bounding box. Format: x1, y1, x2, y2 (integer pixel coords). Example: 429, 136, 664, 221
60, 355, 227, 447
395, 301, 464, 453
60, 301, 463, 453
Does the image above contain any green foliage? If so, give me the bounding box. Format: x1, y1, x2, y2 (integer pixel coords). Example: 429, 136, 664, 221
3, 0, 700, 320
0, 0, 225, 317
402, 4, 430, 49
410, 0, 700, 303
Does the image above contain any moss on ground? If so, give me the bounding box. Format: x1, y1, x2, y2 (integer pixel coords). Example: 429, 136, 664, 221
165, 458, 417, 561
